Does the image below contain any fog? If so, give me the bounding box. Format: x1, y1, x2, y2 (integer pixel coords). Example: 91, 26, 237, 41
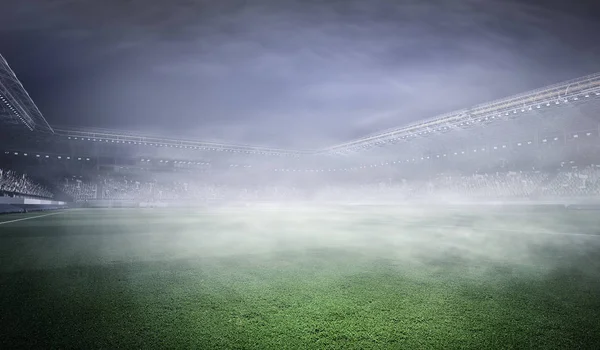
0, 207, 598, 306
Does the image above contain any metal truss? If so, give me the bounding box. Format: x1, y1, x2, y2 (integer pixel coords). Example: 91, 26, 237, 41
0, 54, 53, 133
52, 127, 314, 157
322, 72, 600, 155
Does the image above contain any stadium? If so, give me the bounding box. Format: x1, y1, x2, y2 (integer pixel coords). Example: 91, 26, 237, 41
2, 47, 600, 350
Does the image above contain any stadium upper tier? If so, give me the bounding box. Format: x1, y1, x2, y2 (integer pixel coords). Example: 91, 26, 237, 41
51, 127, 313, 156
322, 72, 600, 155
0, 54, 53, 133
51, 72, 600, 156
2, 52, 600, 155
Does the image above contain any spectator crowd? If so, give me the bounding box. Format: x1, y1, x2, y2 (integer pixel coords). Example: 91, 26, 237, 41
0, 168, 54, 199
58, 165, 600, 203
2, 165, 600, 203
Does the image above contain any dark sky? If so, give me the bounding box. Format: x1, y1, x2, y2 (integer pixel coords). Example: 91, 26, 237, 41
1, 0, 599, 148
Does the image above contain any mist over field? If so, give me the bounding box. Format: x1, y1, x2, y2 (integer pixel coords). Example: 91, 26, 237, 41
3, 207, 599, 277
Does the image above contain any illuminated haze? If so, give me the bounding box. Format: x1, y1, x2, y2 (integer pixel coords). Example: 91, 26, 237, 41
1, 0, 600, 148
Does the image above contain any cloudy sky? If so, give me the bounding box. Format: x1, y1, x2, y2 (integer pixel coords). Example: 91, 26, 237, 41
1, 0, 599, 148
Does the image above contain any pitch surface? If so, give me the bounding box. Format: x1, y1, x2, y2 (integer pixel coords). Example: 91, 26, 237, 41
1, 207, 600, 349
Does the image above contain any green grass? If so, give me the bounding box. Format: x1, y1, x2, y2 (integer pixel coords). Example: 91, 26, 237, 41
1, 207, 600, 349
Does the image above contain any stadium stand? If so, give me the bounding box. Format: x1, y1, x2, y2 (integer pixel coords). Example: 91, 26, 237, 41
0, 167, 54, 199
1, 57, 600, 210
35, 164, 598, 205
60, 177, 98, 201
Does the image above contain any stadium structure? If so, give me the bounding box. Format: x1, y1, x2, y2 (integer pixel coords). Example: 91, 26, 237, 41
2, 51, 600, 209
3, 54, 600, 349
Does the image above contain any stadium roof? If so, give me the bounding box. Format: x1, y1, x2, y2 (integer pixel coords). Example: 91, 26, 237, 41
52, 127, 313, 156
322, 72, 600, 155
2, 52, 600, 155
54, 71, 600, 156
0, 54, 54, 133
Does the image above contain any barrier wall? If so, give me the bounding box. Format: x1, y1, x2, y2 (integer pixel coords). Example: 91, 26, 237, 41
71, 197, 600, 210
0, 196, 68, 214
0, 197, 66, 206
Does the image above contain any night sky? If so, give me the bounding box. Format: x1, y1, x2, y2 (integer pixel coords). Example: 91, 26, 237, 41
1, 0, 599, 148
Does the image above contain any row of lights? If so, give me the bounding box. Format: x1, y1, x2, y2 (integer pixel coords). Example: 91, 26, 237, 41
6, 151, 90, 161
140, 159, 210, 165
8, 129, 598, 173
0, 93, 33, 131
65, 136, 298, 156
336, 91, 600, 153
5, 151, 253, 168
276, 133, 598, 172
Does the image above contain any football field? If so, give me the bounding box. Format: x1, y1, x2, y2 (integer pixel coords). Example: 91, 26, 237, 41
1, 207, 600, 349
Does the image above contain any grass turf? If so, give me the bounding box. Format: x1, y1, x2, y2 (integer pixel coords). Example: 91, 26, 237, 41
1, 207, 600, 349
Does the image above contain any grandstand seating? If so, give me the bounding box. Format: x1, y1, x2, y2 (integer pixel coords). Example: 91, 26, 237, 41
60, 177, 98, 201
0, 168, 54, 199
1, 162, 600, 205
52, 165, 600, 203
